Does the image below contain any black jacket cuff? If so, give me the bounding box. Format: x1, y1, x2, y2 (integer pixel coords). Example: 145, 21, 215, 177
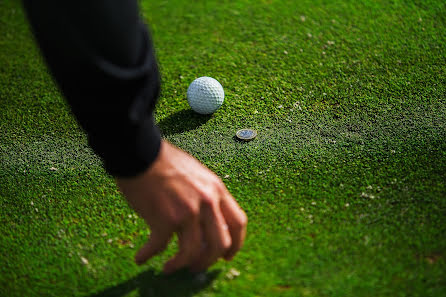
88, 115, 161, 178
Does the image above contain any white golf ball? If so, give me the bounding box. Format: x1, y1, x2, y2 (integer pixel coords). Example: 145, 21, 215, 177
187, 77, 224, 114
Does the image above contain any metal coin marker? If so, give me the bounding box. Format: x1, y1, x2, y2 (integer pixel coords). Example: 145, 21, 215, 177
236, 129, 257, 141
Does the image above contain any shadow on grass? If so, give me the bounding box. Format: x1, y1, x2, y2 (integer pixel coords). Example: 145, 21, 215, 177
88, 269, 220, 297
157, 109, 211, 136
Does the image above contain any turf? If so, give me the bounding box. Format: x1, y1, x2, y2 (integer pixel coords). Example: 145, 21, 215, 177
1, 0, 445, 296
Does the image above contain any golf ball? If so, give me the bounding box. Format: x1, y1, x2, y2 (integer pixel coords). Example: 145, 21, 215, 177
187, 77, 224, 114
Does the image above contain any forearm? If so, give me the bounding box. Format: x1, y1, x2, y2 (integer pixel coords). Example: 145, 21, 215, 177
22, 0, 161, 177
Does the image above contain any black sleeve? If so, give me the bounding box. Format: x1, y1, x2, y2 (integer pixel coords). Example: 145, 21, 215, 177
22, 0, 161, 178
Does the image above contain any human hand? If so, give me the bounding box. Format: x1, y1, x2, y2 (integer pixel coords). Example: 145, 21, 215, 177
116, 140, 247, 274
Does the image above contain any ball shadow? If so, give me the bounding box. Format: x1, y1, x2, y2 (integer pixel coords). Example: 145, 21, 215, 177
157, 109, 212, 137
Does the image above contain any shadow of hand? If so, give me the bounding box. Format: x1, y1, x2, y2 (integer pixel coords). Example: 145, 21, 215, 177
88, 269, 220, 297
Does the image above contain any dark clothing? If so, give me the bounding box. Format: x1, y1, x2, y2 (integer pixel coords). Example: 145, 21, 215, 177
22, 0, 161, 177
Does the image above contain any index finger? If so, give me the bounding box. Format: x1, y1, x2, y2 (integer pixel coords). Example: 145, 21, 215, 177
135, 228, 173, 265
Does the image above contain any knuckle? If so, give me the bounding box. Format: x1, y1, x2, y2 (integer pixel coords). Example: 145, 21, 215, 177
235, 212, 248, 229
168, 204, 200, 227
183, 202, 200, 218
201, 195, 217, 208
214, 179, 226, 192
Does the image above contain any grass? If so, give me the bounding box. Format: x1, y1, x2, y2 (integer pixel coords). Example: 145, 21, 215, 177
1, 0, 445, 296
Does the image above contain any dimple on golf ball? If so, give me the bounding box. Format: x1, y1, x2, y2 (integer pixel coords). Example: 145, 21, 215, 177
187, 77, 224, 114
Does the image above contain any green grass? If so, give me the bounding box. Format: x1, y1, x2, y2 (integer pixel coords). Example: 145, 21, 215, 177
1, 0, 445, 296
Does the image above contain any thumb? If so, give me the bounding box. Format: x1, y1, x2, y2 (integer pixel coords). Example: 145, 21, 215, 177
135, 230, 172, 265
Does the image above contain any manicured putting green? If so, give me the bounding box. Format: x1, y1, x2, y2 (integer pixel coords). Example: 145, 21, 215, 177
1, 0, 445, 296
